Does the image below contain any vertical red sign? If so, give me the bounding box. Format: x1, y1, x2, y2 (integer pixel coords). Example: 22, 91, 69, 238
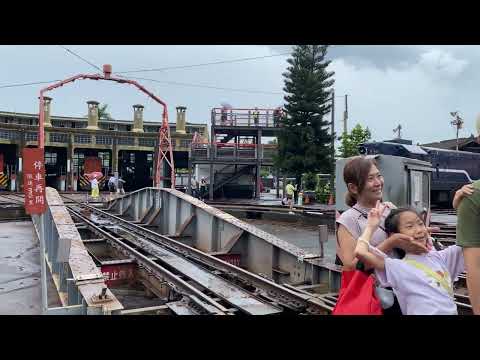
23, 148, 46, 214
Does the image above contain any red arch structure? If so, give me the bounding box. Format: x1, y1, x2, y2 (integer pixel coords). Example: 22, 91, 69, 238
37, 64, 175, 188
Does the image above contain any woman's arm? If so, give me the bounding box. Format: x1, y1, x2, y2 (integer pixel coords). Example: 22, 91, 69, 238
336, 225, 359, 270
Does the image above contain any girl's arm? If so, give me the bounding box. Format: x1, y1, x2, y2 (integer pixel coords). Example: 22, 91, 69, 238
354, 201, 387, 271
354, 225, 386, 271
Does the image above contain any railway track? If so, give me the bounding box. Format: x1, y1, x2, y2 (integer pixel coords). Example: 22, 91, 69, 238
205, 201, 335, 215
60, 194, 332, 315
6, 193, 472, 315
0, 192, 25, 205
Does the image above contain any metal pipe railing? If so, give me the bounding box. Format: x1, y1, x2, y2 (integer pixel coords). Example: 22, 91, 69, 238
211, 108, 284, 128
33, 187, 122, 315
191, 144, 278, 161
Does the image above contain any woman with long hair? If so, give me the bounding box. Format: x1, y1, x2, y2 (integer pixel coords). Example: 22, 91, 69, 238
336, 156, 430, 314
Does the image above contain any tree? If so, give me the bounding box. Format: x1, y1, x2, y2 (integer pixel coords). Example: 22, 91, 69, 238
98, 104, 112, 120
274, 45, 335, 187
302, 172, 317, 190
85, 103, 113, 120
337, 123, 372, 158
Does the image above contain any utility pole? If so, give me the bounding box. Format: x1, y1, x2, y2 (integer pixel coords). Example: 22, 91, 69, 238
343, 94, 348, 135
450, 111, 464, 151
330, 90, 335, 191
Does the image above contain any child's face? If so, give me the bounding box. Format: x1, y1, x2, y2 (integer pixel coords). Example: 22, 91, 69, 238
397, 211, 428, 246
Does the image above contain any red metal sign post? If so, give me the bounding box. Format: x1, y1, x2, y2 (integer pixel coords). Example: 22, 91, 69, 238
23, 148, 46, 214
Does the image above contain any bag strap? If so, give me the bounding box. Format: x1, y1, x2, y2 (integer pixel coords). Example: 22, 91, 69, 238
403, 259, 453, 296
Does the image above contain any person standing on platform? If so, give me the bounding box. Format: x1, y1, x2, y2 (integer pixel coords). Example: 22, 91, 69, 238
200, 177, 207, 201
191, 177, 199, 198
273, 107, 282, 127
108, 173, 116, 200
117, 176, 126, 195
285, 181, 296, 213
454, 115, 480, 314
221, 106, 227, 125
90, 177, 99, 200
336, 156, 431, 315
253, 107, 260, 126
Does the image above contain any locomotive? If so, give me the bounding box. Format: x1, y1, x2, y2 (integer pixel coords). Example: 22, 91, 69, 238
358, 140, 480, 207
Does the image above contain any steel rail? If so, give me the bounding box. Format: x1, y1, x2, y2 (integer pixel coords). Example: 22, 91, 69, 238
68, 205, 283, 315
61, 195, 331, 314
67, 206, 228, 316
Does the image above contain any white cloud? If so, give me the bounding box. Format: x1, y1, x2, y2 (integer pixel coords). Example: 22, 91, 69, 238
0, 45, 478, 146
417, 49, 469, 78
328, 55, 475, 144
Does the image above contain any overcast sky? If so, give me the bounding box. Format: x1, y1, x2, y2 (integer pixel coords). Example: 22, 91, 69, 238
0, 45, 478, 145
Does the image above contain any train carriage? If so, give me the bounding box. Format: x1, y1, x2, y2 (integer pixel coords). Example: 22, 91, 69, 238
359, 141, 480, 206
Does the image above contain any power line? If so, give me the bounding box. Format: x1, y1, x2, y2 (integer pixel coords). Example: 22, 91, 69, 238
125, 75, 283, 95
58, 45, 102, 72
114, 52, 291, 74
0, 76, 284, 95
0, 48, 290, 94
0, 50, 287, 95
0, 80, 62, 89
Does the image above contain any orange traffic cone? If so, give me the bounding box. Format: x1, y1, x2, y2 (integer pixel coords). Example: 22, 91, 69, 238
328, 193, 334, 205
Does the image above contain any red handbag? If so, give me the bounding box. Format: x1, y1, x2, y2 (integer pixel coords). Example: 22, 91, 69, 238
332, 270, 383, 315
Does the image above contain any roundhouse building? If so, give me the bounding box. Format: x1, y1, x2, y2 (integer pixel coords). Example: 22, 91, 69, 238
0, 99, 208, 192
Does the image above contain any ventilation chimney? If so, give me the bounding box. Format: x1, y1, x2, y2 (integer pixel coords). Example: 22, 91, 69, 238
176, 106, 186, 134
86, 100, 99, 130
132, 104, 144, 132
103, 64, 112, 79
39, 96, 52, 127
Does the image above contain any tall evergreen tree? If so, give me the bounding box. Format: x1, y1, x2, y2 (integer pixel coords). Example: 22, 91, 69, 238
275, 45, 335, 187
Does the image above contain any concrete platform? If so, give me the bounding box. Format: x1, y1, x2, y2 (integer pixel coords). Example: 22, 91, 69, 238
207, 192, 335, 212
0, 220, 61, 315
0, 221, 41, 314
242, 218, 337, 263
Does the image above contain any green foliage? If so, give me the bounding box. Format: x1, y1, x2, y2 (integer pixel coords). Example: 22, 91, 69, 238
260, 168, 270, 177
337, 123, 372, 158
315, 178, 332, 203
98, 104, 112, 120
85, 103, 112, 120
274, 45, 335, 187
302, 172, 317, 190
